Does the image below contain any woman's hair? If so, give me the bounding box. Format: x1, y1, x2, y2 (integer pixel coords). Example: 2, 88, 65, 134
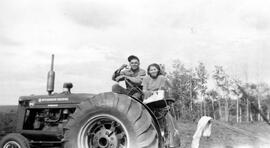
147, 63, 161, 79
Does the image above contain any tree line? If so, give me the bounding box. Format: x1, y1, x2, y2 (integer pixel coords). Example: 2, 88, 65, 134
169, 60, 270, 123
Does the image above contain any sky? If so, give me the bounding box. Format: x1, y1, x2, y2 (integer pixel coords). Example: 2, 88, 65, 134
0, 0, 270, 105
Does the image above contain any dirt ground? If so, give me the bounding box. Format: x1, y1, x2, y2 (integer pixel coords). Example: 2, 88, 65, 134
177, 121, 270, 148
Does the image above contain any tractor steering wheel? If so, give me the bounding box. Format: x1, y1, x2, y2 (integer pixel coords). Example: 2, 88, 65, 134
124, 78, 144, 101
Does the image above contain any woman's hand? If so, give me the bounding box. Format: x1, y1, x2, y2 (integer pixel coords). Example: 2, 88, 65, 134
144, 91, 153, 100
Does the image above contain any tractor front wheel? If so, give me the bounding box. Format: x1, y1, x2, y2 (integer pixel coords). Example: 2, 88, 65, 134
0, 133, 30, 148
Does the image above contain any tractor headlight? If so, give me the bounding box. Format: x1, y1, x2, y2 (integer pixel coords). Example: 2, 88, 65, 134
29, 101, 35, 106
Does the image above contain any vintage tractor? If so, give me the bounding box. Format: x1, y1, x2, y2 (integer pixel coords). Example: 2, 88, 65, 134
0, 55, 180, 148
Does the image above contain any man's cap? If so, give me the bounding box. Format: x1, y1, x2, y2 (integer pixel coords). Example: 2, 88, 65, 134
128, 55, 140, 62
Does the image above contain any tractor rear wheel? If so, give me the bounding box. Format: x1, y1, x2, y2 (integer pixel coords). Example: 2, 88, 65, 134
0, 133, 30, 148
64, 92, 159, 148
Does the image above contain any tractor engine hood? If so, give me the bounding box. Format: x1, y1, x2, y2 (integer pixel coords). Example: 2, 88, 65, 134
18, 93, 95, 108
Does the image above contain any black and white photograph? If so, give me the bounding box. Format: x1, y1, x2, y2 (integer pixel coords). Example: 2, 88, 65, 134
0, 0, 270, 148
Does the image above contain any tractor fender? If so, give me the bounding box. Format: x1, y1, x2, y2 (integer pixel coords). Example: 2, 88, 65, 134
129, 95, 162, 142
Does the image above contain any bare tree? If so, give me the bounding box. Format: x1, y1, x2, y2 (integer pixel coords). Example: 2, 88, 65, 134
195, 62, 208, 116
213, 66, 230, 122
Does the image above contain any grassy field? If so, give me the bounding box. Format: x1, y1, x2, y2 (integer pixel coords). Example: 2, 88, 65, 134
0, 105, 17, 138
0, 105, 17, 113
178, 120, 270, 148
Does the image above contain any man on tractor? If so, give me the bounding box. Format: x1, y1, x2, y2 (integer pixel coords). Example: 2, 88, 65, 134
112, 55, 146, 101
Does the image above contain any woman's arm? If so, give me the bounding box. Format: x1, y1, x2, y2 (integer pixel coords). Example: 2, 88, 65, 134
142, 77, 153, 99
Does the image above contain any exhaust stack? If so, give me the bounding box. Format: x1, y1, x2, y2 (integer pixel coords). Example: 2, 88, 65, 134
47, 54, 55, 95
